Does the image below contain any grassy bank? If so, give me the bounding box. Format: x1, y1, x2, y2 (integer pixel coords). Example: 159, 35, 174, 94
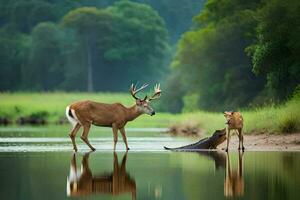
0, 92, 299, 134
175, 96, 300, 134
0, 92, 176, 128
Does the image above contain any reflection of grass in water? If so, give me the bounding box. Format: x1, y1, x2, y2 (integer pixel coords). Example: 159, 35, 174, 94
0, 92, 300, 134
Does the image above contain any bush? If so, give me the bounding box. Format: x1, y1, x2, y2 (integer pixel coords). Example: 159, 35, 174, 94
279, 116, 298, 133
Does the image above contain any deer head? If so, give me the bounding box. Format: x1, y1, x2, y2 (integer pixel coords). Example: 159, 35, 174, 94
223, 111, 243, 128
224, 111, 235, 125
130, 83, 162, 116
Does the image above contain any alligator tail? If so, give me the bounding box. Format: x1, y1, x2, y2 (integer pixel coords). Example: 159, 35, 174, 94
164, 137, 209, 151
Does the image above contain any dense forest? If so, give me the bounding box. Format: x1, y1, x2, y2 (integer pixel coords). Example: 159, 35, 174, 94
160, 0, 300, 112
0, 0, 299, 112
0, 0, 204, 92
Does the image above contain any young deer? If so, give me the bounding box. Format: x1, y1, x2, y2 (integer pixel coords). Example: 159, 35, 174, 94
224, 111, 245, 152
66, 83, 161, 151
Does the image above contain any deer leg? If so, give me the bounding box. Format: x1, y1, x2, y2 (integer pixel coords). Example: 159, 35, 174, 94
80, 123, 95, 151
240, 128, 245, 151
225, 127, 230, 152
112, 124, 118, 151
69, 123, 81, 152
120, 127, 130, 150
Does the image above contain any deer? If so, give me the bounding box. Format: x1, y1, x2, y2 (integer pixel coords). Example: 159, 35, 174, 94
224, 151, 244, 197
67, 152, 136, 199
224, 111, 245, 152
66, 83, 162, 151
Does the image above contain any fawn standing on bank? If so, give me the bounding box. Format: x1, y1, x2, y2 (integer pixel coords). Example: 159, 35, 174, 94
224, 111, 245, 152
66, 83, 161, 151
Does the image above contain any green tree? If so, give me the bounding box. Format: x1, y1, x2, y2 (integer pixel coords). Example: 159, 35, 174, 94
105, 0, 169, 90
62, 7, 116, 91
61, 1, 168, 92
0, 26, 28, 90
247, 0, 300, 100
23, 22, 65, 90
164, 0, 265, 111
8, 0, 58, 33
134, 0, 205, 43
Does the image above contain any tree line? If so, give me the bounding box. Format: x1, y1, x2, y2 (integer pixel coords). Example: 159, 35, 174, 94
0, 0, 204, 92
160, 0, 300, 112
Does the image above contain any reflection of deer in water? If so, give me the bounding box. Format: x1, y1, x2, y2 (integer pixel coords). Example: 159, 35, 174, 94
224, 152, 244, 197
67, 152, 136, 199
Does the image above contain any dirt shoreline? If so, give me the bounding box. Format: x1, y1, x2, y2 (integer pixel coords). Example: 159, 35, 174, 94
217, 133, 300, 151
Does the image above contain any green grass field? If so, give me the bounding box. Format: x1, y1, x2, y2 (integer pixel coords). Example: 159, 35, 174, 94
0, 92, 299, 134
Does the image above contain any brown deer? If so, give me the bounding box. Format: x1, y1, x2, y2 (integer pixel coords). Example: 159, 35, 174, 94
66, 83, 162, 151
224, 152, 244, 197
224, 111, 245, 152
67, 152, 136, 199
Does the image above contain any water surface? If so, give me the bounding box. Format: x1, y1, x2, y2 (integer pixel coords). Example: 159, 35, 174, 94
0, 127, 299, 200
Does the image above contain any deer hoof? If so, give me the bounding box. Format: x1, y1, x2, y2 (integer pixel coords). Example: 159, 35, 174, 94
127, 147, 130, 151
73, 148, 78, 152
91, 147, 96, 151
242, 147, 245, 151
225, 148, 228, 152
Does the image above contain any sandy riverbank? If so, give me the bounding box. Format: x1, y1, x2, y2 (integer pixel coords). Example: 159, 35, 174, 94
217, 133, 300, 151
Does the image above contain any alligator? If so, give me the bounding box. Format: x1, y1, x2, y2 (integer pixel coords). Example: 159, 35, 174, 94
197, 150, 226, 169
164, 128, 226, 150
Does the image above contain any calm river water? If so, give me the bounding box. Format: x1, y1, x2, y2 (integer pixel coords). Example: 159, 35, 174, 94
0, 127, 299, 200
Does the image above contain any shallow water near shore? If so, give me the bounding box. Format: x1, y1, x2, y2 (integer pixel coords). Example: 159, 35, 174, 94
0, 127, 299, 200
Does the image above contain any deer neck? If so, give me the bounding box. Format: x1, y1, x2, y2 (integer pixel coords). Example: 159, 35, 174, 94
125, 105, 143, 122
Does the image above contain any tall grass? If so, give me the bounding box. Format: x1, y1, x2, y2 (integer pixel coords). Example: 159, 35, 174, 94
0, 92, 174, 127
175, 96, 300, 134
0, 92, 132, 121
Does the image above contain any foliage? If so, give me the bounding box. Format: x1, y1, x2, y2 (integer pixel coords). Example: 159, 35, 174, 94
162, 0, 300, 112
134, 0, 206, 43
247, 0, 300, 100
23, 22, 66, 90
1, 0, 300, 114
0, 0, 204, 93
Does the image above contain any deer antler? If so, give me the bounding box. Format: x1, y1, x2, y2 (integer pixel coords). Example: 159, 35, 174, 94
130, 83, 149, 100
148, 84, 162, 101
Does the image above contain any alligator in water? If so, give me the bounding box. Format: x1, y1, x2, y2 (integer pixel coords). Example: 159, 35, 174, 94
164, 128, 226, 150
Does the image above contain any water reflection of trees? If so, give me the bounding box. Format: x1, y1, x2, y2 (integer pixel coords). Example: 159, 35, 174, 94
66, 152, 136, 199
